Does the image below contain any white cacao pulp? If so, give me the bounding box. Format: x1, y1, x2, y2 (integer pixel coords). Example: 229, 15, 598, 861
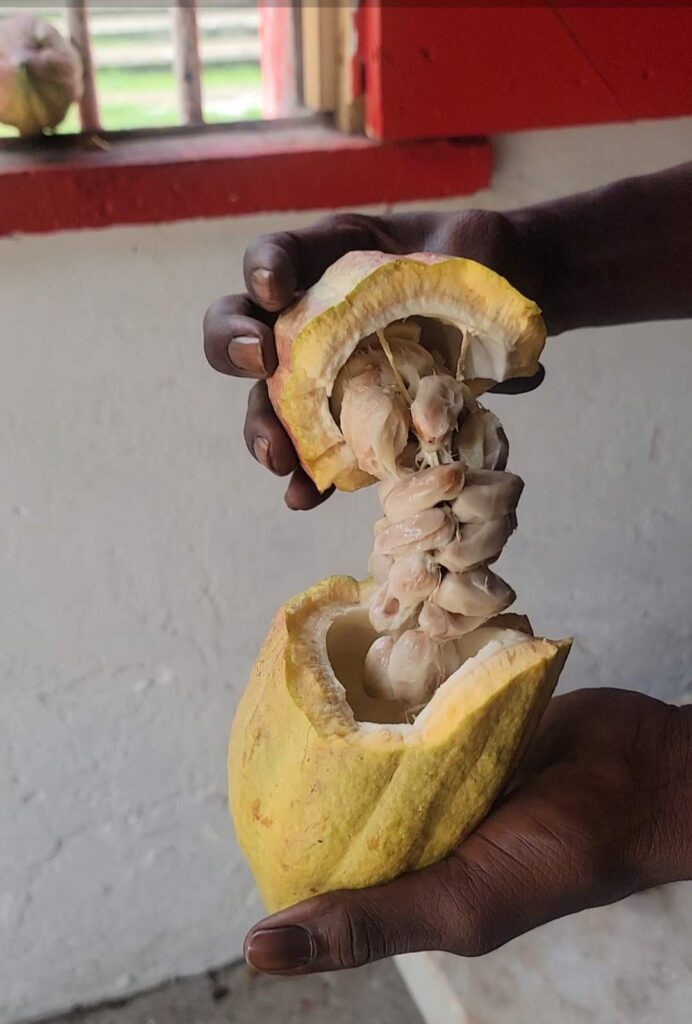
337, 322, 524, 709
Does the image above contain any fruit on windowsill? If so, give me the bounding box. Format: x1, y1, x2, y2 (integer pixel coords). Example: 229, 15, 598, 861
0, 15, 83, 136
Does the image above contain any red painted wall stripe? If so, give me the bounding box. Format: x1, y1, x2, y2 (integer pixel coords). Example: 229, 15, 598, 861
0, 131, 491, 237
259, 4, 299, 118
359, 4, 692, 141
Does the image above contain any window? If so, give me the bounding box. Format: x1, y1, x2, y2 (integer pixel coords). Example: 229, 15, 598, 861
0, 2, 266, 137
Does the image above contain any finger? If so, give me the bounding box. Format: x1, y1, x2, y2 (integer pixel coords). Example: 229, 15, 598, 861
490, 364, 545, 395
285, 467, 334, 511
203, 294, 277, 378
243, 861, 454, 974
244, 216, 380, 312
244, 381, 299, 477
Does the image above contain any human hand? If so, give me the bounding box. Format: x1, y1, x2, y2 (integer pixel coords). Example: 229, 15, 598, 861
203, 209, 546, 510
242, 688, 692, 974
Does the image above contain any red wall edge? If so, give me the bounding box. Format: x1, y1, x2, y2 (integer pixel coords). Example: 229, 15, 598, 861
259, 4, 300, 118
0, 134, 492, 237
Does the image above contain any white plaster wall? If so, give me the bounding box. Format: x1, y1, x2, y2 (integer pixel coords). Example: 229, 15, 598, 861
1, 116, 691, 1023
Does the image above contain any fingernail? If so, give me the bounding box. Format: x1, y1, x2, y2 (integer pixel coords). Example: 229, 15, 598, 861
251, 267, 277, 307
244, 926, 315, 973
253, 436, 273, 471
228, 336, 266, 376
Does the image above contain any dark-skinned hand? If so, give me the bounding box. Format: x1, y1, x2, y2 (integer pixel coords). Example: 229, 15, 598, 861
243, 688, 692, 974
203, 209, 546, 510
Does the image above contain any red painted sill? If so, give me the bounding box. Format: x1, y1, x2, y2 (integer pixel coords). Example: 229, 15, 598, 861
0, 121, 491, 237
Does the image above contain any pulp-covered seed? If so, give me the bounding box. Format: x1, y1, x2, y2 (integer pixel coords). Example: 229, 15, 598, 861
363, 635, 397, 700
455, 407, 509, 470
435, 566, 515, 617
340, 367, 409, 478
411, 375, 466, 452
377, 476, 399, 505
374, 507, 456, 556
452, 469, 524, 523
367, 550, 394, 583
369, 582, 419, 633
437, 517, 514, 571
418, 601, 486, 641
336, 337, 523, 708
381, 463, 465, 523
387, 552, 441, 604
388, 629, 445, 705
331, 334, 432, 417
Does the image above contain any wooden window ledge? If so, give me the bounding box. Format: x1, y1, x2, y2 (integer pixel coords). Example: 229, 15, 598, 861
0, 119, 491, 237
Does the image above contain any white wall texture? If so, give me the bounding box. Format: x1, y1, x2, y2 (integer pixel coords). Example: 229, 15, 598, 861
1, 116, 691, 1023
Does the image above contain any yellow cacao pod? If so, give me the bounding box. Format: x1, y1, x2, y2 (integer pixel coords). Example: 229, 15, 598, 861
230, 577, 570, 912
0, 15, 83, 136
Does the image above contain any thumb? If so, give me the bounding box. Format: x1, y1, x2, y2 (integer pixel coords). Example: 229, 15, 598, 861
243, 862, 455, 975
243, 216, 378, 313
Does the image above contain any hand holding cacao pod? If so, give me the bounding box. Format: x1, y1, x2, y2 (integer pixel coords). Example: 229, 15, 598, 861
243, 688, 692, 973
203, 209, 546, 511
205, 173, 692, 973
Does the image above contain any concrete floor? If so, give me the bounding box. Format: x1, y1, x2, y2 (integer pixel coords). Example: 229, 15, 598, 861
45, 960, 423, 1024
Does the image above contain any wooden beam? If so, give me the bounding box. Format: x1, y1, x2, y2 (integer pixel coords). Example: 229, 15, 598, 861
171, 0, 204, 127
301, 3, 338, 113
66, 0, 101, 133
336, 2, 363, 134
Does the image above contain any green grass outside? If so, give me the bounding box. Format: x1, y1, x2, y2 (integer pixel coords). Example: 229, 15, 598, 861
0, 62, 262, 137
90, 28, 258, 48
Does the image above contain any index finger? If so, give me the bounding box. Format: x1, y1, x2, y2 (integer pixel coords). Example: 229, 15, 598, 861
243, 216, 382, 312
